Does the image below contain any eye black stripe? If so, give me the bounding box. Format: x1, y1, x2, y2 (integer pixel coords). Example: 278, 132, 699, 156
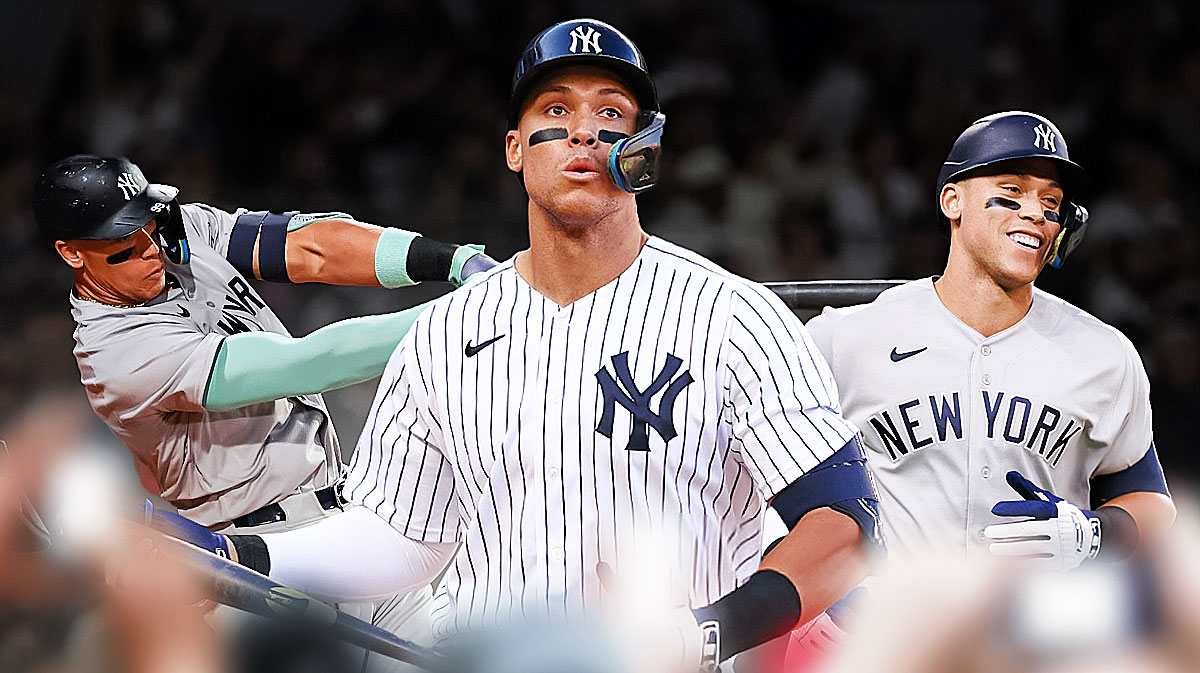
985, 197, 1021, 211
528, 128, 568, 145
106, 247, 136, 264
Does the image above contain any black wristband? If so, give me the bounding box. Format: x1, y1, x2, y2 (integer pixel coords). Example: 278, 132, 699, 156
405, 236, 457, 282
1095, 505, 1138, 561
228, 534, 271, 576
692, 569, 802, 662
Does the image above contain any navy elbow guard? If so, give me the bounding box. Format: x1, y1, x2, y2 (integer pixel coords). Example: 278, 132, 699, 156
1090, 443, 1170, 508
770, 436, 886, 555
229, 210, 296, 282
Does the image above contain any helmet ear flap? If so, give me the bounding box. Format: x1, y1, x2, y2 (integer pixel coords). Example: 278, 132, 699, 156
1047, 203, 1088, 269
607, 111, 665, 193
154, 200, 190, 264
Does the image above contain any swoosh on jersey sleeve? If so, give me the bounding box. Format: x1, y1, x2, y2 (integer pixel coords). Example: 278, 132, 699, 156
722, 287, 859, 499
343, 323, 459, 543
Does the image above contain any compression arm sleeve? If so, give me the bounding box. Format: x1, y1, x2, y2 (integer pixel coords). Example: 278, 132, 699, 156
202, 303, 428, 411
259, 507, 456, 603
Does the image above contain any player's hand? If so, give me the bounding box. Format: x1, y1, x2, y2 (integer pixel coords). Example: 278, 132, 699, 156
451, 246, 498, 287
783, 586, 864, 670
596, 561, 710, 673
983, 471, 1101, 571
143, 500, 235, 562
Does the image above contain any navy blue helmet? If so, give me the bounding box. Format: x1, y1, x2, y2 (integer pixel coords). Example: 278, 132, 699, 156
508, 19, 665, 194
33, 154, 190, 264
508, 18, 658, 129
937, 111, 1089, 268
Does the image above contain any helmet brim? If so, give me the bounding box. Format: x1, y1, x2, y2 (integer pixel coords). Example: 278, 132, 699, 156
77, 183, 180, 241
942, 153, 1088, 195
507, 55, 659, 129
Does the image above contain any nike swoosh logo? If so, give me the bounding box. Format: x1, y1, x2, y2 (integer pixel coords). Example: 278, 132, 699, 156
890, 346, 927, 362
465, 335, 505, 357
177, 306, 191, 318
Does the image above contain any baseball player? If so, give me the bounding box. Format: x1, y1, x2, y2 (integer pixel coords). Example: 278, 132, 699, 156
32, 154, 495, 667
781, 112, 1178, 669
806, 111, 1174, 564
183, 18, 883, 672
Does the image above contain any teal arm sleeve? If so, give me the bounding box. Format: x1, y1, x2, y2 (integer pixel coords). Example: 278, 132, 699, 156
202, 303, 429, 411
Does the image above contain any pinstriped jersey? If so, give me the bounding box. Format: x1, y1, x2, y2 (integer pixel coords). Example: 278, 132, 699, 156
343, 236, 857, 637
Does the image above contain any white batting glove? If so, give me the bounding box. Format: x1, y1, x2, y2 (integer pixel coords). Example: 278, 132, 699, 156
597, 561, 712, 673
984, 471, 1101, 571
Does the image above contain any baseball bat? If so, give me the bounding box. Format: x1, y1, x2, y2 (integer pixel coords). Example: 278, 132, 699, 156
764, 280, 906, 311
156, 535, 449, 672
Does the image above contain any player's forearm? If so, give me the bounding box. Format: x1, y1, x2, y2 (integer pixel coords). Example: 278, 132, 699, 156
227, 507, 456, 603
283, 217, 383, 285
689, 508, 868, 663
760, 507, 870, 624
202, 304, 428, 411
281, 217, 485, 287
1100, 491, 1176, 551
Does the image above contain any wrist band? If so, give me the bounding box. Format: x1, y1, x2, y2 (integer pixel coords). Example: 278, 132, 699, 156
692, 569, 802, 661
1094, 505, 1138, 561
374, 227, 420, 288
229, 534, 271, 576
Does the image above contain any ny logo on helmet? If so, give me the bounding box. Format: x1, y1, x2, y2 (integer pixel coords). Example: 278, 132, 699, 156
569, 25, 603, 54
116, 172, 141, 200
1033, 124, 1056, 152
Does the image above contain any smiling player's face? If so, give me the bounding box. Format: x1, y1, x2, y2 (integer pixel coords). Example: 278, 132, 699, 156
942, 158, 1065, 290
506, 66, 640, 228
56, 219, 167, 305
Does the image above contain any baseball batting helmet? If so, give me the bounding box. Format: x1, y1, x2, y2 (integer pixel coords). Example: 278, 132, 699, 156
33, 155, 190, 264
937, 111, 1088, 268
509, 18, 664, 193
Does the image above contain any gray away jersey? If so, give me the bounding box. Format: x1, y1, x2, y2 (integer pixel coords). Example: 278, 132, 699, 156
71, 203, 340, 527
343, 237, 857, 638
804, 278, 1154, 559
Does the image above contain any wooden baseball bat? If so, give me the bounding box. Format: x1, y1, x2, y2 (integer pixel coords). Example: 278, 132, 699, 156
156, 535, 449, 672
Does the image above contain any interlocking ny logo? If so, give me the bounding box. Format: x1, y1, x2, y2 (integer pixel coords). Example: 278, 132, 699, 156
569, 25, 603, 54
596, 351, 694, 451
116, 172, 141, 200
1033, 123, 1056, 152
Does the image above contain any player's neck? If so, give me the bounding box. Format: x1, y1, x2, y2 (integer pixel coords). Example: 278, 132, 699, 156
72, 272, 150, 308
933, 267, 1035, 338
519, 202, 647, 307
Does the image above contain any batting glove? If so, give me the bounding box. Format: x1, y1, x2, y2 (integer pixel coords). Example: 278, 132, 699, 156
450, 246, 498, 287
143, 500, 233, 560
983, 471, 1101, 571
596, 561, 710, 673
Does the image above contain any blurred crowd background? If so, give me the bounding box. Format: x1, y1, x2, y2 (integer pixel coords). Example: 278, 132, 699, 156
3, 1, 1200, 670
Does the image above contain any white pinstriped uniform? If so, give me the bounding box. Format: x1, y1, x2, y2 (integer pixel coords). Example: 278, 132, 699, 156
344, 237, 857, 638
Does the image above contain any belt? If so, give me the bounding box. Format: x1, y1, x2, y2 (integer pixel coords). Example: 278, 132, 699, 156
232, 483, 345, 528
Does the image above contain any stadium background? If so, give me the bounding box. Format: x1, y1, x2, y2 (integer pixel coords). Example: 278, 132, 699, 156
1, 1, 1199, 668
